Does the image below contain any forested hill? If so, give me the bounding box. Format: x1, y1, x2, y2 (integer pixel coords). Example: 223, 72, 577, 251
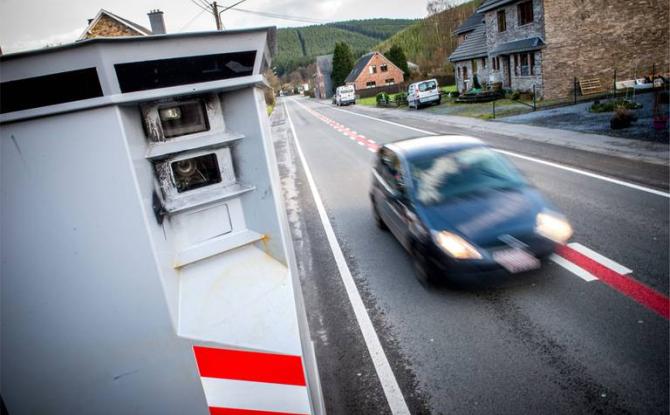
375, 1, 481, 76
275, 19, 416, 76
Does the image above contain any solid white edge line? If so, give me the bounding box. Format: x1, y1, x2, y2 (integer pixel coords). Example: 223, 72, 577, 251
549, 254, 598, 282
326, 105, 670, 199
200, 377, 311, 414
567, 242, 633, 275
284, 99, 411, 415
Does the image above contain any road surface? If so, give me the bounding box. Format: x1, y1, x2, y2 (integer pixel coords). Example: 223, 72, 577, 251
273, 97, 669, 415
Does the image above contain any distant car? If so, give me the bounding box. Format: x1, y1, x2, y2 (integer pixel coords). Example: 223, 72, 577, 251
370, 136, 573, 286
407, 79, 441, 109
335, 85, 356, 106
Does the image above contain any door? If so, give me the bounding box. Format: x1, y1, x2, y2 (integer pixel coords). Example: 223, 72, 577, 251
376, 149, 411, 249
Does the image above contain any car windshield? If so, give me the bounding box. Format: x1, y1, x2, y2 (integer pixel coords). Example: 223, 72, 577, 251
340, 87, 354, 94
410, 147, 527, 205
418, 81, 437, 92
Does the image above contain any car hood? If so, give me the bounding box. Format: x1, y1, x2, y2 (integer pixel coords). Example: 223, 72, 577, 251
418, 186, 548, 247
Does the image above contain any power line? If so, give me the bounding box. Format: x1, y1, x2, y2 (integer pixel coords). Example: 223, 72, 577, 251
231, 7, 328, 24
178, 8, 208, 32
189, 0, 211, 13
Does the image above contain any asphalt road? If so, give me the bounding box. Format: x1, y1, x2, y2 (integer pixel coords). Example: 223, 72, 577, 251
273, 97, 669, 415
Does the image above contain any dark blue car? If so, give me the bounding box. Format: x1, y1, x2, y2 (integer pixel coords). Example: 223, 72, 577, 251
370, 135, 573, 285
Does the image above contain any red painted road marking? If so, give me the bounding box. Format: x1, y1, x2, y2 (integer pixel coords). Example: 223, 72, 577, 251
193, 346, 307, 386
209, 407, 307, 415
557, 245, 670, 319
301, 106, 379, 153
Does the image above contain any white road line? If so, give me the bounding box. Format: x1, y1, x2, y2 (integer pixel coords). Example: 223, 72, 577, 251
550, 254, 598, 282
567, 242, 633, 274
284, 100, 411, 415
326, 105, 670, 199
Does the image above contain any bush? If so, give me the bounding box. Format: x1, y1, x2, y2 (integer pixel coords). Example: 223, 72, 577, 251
591, 99, 642, 113
395, 92, 408, 105
449, 91, 460, 98
611, 108, 636, 129
510, 90, 521, 101
376, 92, 390, 105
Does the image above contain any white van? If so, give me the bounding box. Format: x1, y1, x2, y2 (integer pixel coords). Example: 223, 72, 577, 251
407, 79, 441, 109
335, 85, 356, 106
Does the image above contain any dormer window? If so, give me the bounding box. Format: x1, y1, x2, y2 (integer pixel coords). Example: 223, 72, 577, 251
518, 1, 534, 26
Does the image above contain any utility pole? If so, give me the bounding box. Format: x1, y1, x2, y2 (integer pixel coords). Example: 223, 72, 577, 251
213, 1, 222, 30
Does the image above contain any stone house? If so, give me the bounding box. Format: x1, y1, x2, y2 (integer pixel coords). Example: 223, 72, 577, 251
313, 54, 334, 99
79, 9, 166, 40
345, 51, 405, 91
449, 0, 669, 100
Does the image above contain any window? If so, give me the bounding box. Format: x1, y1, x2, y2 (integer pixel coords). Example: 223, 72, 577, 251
518, 1, 534, 25
482, 58, 487, 69
497, 10, 506, 32
369, 65, 377, 74
366, 81, 377, 88
381, 64, 388, 72
472, 59, 478, 73
515, 53, 535, 76
458, 67, 461, 78
463, 66, 468, 79
385, 79, 395, 86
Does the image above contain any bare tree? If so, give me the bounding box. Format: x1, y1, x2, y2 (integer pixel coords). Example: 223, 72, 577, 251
426, 0, 457, 15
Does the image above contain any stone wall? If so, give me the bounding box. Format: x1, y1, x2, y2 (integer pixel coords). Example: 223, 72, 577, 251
85, 15, 144, 39
542, 0, 670, 100
454, 58, 490, 93
350, 52, 405, 91
484, 0, 545, 51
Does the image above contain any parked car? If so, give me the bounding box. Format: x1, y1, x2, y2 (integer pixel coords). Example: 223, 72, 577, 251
370, 135, 573, 286
407, 79, 441, 109
335, 85, 356, 106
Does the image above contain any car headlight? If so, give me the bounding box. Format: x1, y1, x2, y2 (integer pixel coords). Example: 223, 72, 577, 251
434, 231, 482, 260
535, 212, 573, 244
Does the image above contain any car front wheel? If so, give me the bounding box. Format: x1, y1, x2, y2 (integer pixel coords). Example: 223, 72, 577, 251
411, 245, 436, 288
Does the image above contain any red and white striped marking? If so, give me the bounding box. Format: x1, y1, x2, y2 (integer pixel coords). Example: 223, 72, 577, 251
300, 105, 379, 153
193, 346, 312, 415
551, 243, 669, 319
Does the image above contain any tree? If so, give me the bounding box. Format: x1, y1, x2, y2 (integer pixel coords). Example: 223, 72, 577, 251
387, 45, 410, 78
426, 0, 457, 15
331, 42, 354, 88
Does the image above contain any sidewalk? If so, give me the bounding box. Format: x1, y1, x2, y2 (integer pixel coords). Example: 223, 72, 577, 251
319, 100, 669, 166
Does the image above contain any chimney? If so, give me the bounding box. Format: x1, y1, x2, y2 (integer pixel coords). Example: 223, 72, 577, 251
147, 9, 166, 35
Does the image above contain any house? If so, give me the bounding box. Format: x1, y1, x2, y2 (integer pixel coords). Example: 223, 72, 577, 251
314, 54, 334, 99
345, 51, 404, 91
449, 0, 669, 100
79, 9, 166, 40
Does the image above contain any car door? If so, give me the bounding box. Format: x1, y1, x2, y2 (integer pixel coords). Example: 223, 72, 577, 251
376, 149, 411, 249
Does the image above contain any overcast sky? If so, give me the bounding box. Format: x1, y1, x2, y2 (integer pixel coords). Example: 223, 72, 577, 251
0, 0, 431, 54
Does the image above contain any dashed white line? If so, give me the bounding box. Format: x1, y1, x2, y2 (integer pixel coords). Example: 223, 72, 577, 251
284, 100, 411, 415
567, 242, 633, 275
550, 254, 598, 282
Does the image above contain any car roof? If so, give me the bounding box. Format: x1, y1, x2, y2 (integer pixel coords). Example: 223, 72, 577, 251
386, 135, 485, 160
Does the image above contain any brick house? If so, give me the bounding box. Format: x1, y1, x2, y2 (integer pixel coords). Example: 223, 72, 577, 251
314, 54, 334, 99
345, 52, 404, 91
449, 0, 669, 100
79, 9, 166, 40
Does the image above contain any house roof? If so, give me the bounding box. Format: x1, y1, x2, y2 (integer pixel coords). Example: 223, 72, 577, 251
79, 9, 153, 40
477, 0, 518, 12
454, 12, 484, 35
344, 51, 403, 83
490, 37, 545, 56
448, 24, 488, 62
316, 54, 333, 76
345, 52, 375, 83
